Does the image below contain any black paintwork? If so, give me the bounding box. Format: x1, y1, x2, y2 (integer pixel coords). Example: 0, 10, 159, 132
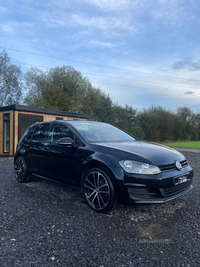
14, 120, 193, 204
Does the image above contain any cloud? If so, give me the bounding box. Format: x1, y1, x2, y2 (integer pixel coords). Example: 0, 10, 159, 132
41, 16, 66, 28
158, 0, 177, 4
173, 58, 200, 71
90, 40, 115, 47
0, 6, 7, 13
150, 0, 198, 29
49, 0, 72, 8
20, 0, 34, 3
40, 10, 139, 38
2, 25, 12, 32
49, 0, 142, 12
184, 91, 195, 95
80, 0, 141, 12
71, 13, 138, 33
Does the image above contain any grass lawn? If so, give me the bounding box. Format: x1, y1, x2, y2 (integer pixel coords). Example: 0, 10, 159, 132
164, 141, 200, 149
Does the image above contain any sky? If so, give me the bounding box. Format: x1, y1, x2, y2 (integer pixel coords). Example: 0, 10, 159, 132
1, 0, 200, 113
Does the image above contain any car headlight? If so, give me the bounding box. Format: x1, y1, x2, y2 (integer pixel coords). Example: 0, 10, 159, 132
119, 160, 161, 174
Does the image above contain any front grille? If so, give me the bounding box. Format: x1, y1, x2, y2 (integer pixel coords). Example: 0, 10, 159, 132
159, 159, 188, 172
160, 180, 192, 197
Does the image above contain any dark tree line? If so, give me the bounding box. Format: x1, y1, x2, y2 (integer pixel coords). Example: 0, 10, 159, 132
136, 106, 198, 142
0, 50, 23, 106
92, 96, 199, 142
1, 49, 200, 142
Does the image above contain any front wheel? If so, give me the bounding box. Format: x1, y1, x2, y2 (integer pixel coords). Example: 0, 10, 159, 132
83, 168, 117, 213
14, 156, 30, 183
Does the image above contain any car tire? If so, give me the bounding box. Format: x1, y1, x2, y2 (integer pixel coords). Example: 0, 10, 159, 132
83, 168, 117, 213
14, 156, 30, 183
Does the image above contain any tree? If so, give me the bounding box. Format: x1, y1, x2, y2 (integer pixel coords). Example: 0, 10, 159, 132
138, 106, 176, 142
0, 50, 23, 106
136, 105, 198, 142
195, 113, 200, 140
176, 107, 196, 140
92, 92, 114, 123
112, 104, 138, 136
24, 66, 101, 116
177, 106, 193, 121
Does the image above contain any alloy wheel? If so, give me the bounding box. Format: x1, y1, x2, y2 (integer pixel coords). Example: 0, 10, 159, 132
84, 171, 111, 211
15, 157, 26, 182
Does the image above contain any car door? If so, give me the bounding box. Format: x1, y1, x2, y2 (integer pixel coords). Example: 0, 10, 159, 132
42, 122, 83, 185
26, 122, 50, 176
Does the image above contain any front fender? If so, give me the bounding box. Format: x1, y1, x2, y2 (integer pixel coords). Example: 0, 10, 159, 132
79, 152, 125, 191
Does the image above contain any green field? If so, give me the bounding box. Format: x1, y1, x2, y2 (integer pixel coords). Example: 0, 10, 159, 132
164, 141, 200, 149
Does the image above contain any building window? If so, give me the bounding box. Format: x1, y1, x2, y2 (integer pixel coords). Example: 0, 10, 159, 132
3, 113, 10, 153
18, 114, 43, 141
56, 117, 63, 120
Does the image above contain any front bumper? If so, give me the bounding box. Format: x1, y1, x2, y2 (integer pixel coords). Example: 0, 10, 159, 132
116, 164, 193, 204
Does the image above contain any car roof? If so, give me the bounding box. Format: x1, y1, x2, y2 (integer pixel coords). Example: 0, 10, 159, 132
35, 120, 106, 125
67, 120, 105, 125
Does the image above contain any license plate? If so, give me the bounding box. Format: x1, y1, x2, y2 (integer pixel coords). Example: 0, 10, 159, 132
174, 175, 190, 186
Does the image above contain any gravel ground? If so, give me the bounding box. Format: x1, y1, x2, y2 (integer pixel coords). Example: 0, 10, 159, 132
0, 152, 199, 267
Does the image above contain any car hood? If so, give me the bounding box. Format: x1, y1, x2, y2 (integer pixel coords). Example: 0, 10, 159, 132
92, 141, 185, 165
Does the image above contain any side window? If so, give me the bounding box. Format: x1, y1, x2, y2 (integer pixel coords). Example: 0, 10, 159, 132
48, 123, 75, 143
32, 123, 50, 141
18, 126, 31, 147
26, 126, 36, 140
75, 137, 83, 147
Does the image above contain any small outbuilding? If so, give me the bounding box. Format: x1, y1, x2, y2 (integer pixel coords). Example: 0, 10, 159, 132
0, 104, 91, 157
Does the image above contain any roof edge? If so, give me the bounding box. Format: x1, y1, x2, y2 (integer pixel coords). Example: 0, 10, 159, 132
0, 104, 91, 119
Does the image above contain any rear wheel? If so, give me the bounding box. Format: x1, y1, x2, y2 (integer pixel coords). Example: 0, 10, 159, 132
83, 168, 117, 213
14, 156, 30, 183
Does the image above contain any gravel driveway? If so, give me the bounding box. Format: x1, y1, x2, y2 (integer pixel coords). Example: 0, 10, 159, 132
0, 151, 199, 267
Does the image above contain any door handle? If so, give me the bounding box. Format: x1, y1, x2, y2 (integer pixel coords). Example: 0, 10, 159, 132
44, 147, 50, 150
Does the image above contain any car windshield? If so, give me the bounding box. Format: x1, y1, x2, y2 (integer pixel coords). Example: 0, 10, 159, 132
70, 122, 135, 143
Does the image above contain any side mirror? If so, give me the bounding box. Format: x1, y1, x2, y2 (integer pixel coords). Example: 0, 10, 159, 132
57, 137, 74, 145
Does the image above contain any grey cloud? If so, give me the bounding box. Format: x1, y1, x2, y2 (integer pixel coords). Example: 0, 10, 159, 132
173, 58, 200, 71
184, 91, 195, 95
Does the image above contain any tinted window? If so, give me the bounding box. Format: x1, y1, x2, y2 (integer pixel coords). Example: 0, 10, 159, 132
48, 123, 75, 143
18, 126, 31, 147
32, 123, 50, 141
26, 126, 36, 140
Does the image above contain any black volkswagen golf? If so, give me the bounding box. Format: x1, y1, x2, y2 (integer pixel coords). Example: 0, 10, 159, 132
14, 120, 193, 213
